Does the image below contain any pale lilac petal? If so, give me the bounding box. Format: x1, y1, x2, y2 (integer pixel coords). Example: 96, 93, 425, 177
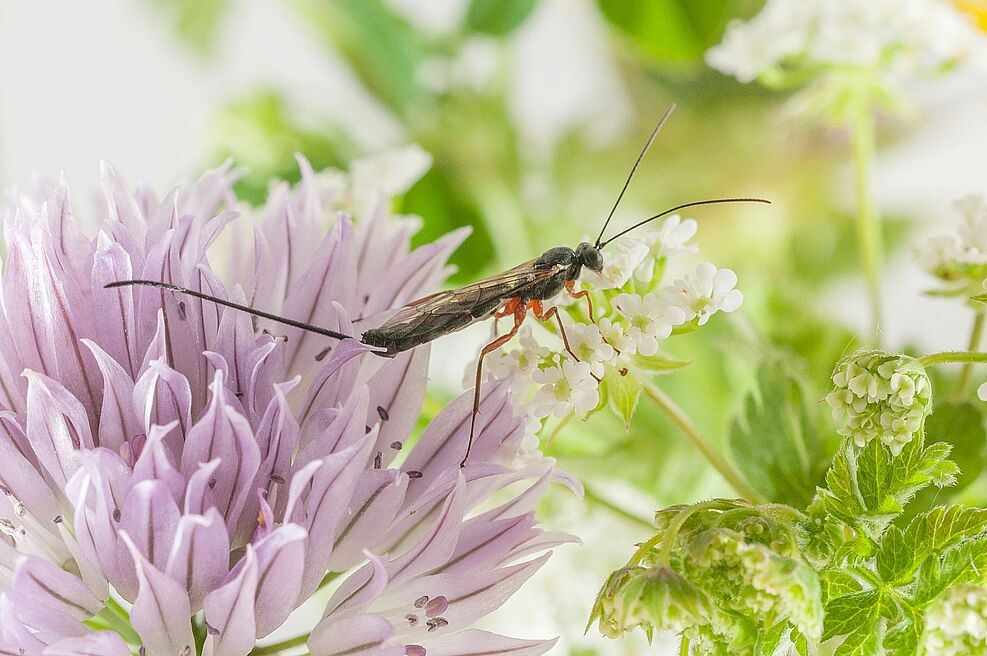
90, 232, 139, 379
121, 533, 195, 656
119, 480, 181, 569
323, 554, 389, 618
297, 338, 372, 436
0, 414, 61, 529
180, 370, 261, 530
165, 508, 230, 612
43, 630, 133, 656
81, 339, 140, 455
0, 592, 47, 654
203, 547, 258, 656
24, 370, 93, 488
252, 523, 307, 637
11, 555, 102, 620
131, 422, 184, 502
419, 630, 556, 656
328, 470, 408, 571
308, 614, 401, 656
133, 358, 192, 458
365, 346, 429, 468
386, 476, 466, 586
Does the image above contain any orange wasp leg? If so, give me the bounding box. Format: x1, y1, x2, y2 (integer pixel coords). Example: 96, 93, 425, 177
565, 280, 595, 324
531, 299, 601, 383
464, 299, 526, 467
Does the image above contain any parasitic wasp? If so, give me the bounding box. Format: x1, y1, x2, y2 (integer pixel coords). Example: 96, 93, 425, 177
106, 104, 769, 467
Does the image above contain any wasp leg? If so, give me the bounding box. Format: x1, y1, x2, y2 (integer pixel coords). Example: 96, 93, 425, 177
464, 301, 526, 467
531, 300, 601, 383
565, 280, 595, 324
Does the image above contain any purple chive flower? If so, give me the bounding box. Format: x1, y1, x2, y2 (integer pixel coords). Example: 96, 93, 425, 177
0, 155, 576, 655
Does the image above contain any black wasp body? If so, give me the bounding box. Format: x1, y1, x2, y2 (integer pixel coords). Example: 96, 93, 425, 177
361, 242, 603, 357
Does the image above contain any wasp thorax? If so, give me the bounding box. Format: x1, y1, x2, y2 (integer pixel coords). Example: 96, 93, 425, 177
575, 242, 604, 273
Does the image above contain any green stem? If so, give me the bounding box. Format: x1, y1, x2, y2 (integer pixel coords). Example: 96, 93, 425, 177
955, 310, 986, 400
679, 636, 691, 656
583, 483, 654, 529
918, 351, 987, 366
87, 598, 142, 646
851, 107, 883, 343
249, 633, 310, 655
642, 381, 766, 504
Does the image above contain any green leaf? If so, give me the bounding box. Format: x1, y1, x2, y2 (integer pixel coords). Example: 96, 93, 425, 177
915, 537, 987, 604
915, 402, 987, 500
904, 505, 987, 560
728, 361, 823, 506
605, 366, 640, 429
884, 604, 921, 656
876, 525, 914, 584
757, 621, 789, 654
822, 589, 880, 641
465, 0, 537, 35
630, 353, 690, 373
151, 0, 229, 56
820, 570, 864, 603
834, 627, 882, 656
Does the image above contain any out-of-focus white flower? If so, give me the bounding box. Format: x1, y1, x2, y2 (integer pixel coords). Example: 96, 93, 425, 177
419, 37, 501, 94
350, 144, 433, 211
916, 195, 987, 283
612, 293, 687, 357
922, 583, 987, 656
707, 0, 982, 84
662, 264, 744, 326
565, 321, 616, 376
978, 381, 987, 402
531, 357, 600, 419
635, 216, 699, 282
585, 237, 649, 289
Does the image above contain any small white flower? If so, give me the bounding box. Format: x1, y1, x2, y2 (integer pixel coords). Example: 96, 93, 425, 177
584, 236, 649, 289
484, 325, 551, 394
634, 216, 700, 282
662, 263, 743, 326
915, 234, 964, 273
531, 357, 600, 419
612, 293, 687, 357
565, 321, 616, 376
598, 317, 635, 359
351, 144, 433, 210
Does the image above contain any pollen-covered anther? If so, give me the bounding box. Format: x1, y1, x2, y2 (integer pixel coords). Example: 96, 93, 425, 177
413, 595, 429, 609
405, 645, 426, 656
425, 617, 449, 632
0, 518, 17, 536
405, 613, 419, 627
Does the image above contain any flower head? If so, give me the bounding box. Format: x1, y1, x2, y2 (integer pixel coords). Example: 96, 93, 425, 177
0, 155, 567, 655
612, 293, 686, 356
583, 236, 648, 290
634, 215, 699, 282
662, 263, 743, 327
707, 0, 981, 84
588, 566, 710, 639
916, 195, 987, 288
922, 584, 987, 656
825, 349, 933, 454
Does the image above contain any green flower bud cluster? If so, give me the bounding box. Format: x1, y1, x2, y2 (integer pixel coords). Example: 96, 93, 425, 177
589, 501, 822, 653
921, 584, 987, 656
825, 350, 932, 455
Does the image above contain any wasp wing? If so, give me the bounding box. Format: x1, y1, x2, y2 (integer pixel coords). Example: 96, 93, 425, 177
368, 258, 555, 346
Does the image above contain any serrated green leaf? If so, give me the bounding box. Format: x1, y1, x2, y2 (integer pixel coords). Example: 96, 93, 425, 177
820, 570, 864, 603
465, 0, 537, 34
793, 629, 809, 656
833, 626, 882, 656
757, 621, 789, 654
728, 361, 823, 506
876, 525, 915, 584
605, 366, 640, 429
904, 505, 987, 561
856, 438, 892, 513
915, 538, 987, 604
823, 589, 880, 641
884, 604, 921, 656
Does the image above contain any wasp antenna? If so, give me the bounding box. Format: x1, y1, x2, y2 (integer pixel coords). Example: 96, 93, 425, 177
598, 197, 771, 249
594, 103, 676, 249
104, 279, 353, 342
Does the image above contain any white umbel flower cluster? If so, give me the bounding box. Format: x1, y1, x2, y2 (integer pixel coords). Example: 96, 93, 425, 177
922, 584, 987, 656
825, 350, 933, 455
916, 195, 987, 283
480, 217, 743, 427
707, 0, 981, 83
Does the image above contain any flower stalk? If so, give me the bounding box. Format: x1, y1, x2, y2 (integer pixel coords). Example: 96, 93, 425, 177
919, 351, 987, 366
955, 308, 986, 399
641, 381, 766, 504
851, 104, 883, 342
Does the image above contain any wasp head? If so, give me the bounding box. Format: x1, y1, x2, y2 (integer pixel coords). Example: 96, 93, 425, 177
575, 242, 603, 273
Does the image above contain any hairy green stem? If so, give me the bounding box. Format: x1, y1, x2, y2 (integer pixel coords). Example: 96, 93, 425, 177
955, 310, 985, 400
249, 633, 310, 655
851, 108, 883, 343
642, 381, 766, 504
919, 351, 987, 366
